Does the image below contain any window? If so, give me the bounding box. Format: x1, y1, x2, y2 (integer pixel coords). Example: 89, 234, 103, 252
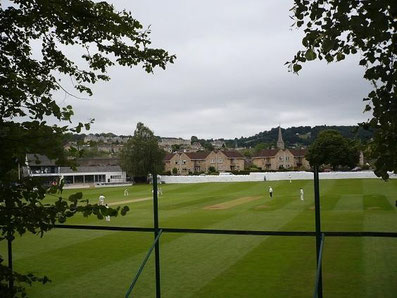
182, 160, 186, 164
111, 175, 122, 179
211, 159, 215, 163
175, 161, 178, 165
94, 175, 106, 182
218, 158, 223, 163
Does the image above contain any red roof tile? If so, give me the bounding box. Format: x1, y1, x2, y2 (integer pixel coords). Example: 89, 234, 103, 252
163, 153, 175, 161
289, 148, 307, 157
221, 150, 244, 158
252, 149, 280, 158
185, 151, 210, 160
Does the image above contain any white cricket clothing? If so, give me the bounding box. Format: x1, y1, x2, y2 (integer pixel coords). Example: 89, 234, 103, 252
99, 195, 105, 205
300, 189, 304, 200
105, 204, 110, 221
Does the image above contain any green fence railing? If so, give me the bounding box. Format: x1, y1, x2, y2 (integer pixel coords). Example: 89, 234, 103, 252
6, 169, 397, 297
125, 229, 163, 298
313, 233, 325, 298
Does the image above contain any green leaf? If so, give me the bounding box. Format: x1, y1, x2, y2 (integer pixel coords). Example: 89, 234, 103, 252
293, 64, 302, 73
121, 206, 130, 216
305, 49, 317, 61
322, 39, 335, 53
336, 52, 345, 61
69, 192, 83, 203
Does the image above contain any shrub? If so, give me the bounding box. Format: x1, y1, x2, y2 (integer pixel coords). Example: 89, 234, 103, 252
208, 166, 216, 173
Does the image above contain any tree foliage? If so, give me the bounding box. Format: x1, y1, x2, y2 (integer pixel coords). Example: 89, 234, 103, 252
233, 125, 372, 148
254, 142, 271, 153
306, 130, 360, 169
120, 122, 165, 177
1, 0, 174, 295
289, 0, 397, 179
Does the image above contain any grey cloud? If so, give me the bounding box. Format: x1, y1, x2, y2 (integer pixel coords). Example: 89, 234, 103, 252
54, 0, 371, 139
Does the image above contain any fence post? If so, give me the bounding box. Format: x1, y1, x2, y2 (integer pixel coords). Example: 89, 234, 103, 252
313, 165, 323, 298
152, 173, 161, 298
8, 235, 13, 291
6, 196, 14, 292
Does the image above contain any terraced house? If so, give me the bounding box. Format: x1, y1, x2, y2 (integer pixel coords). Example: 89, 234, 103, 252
164, 152, 209, 175
164, 150, 245, 174
206, 150, 245, 172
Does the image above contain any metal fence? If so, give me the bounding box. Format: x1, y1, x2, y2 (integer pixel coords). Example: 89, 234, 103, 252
6, 168, 397, 297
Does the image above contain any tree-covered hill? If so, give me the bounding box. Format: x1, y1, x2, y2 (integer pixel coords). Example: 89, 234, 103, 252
227, 125, 373, 148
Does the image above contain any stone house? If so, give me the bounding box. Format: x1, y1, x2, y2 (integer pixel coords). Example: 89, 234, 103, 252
289, 148, 310, 169
252, 149, 294, 170
251, 126, 310, 170
164, 152, 210, 175
205, 150, 245, 172
211, 140, 226, 149
164, 150, 244, 174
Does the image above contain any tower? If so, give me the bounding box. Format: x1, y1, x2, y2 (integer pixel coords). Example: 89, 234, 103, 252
277, 126, 285, 150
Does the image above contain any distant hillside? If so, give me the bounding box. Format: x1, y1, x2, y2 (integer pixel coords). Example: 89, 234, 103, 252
226, 125, 373, 148
67, 125, 373, 150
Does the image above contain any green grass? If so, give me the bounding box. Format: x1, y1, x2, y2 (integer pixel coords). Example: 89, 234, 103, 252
1, 179, 397, 297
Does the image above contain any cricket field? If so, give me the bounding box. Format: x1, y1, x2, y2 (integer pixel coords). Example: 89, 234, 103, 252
1, 179, 397, 297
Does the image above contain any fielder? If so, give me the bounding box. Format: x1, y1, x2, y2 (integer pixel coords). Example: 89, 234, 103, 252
105, 204, 110, 222
124, 188, 129, 196
98, 194, 105, 206
269, 186, 273, 199
288, 174, 292, 183
152, 188, 162, 196
300, 188, 304, 201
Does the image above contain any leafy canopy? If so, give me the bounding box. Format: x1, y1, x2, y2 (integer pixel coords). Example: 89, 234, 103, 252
306, 130, 360, 170
0, 0, 174, 296
288, 0, 397, 179
121, 122, 165, 177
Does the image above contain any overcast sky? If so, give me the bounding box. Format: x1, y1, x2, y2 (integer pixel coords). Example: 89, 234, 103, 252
56, 0, 372, 139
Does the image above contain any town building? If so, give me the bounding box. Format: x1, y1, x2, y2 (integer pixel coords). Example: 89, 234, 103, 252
164, 151, 209, 175
84, 134, 129, 144
24, 154, 127, 185
190, 142, 205, 152
159, 137, 191, 147
211, 140, 226, 149
164, 150, 245, 174
158, 137, 192, 153
251, 126, 310, 170
206, 150, 245, 172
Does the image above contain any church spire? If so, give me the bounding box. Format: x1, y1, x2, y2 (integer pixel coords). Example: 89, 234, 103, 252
277, 126, 285, 149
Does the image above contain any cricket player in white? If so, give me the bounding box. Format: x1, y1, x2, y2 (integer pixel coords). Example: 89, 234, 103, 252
98, 194, 105, 206
300, 188, 304, 201
152, 189, 162, 196
124, 188, 129, 196
269, 187, 273, 199
288, 174, 292, 183
105, 204, 110, 222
